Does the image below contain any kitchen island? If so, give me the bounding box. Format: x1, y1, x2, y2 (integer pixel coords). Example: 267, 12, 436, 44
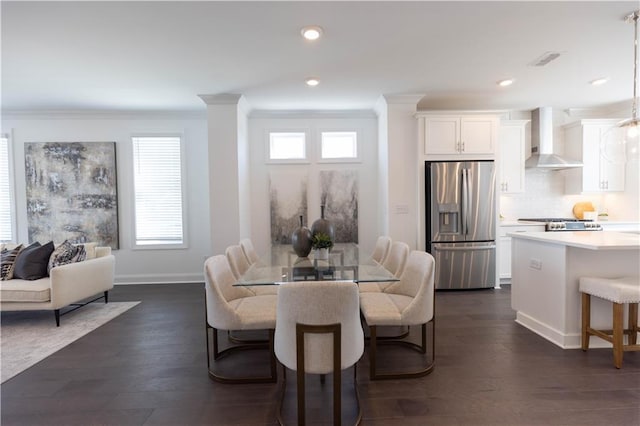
510, 231, 640, 349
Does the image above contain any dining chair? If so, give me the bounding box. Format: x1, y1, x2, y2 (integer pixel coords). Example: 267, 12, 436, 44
359, 250, 436, 380
371, 236, 392, 264
240, 238, 260, 265
204, 255, 277, 383
228, 243, 278, 296
275, 281, 364, 425
226, 245, 252, 279
360, 241, 410, 293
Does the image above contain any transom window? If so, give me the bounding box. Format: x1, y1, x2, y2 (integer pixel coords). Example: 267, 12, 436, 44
268, 132, 307, 161
321, 131, 358, 160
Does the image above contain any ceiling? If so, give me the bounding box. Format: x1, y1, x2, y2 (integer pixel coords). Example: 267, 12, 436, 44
1, 1, 638, 114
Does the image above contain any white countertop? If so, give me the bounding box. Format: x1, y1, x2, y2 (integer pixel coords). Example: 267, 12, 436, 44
507, 231, 640, 250
499, 220, 546, 227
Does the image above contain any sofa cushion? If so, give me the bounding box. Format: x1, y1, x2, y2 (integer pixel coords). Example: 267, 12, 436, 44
0, 278, 51, 302
48, 240, 86, 273
13, 241, 55, 280
1, 244, 24, 281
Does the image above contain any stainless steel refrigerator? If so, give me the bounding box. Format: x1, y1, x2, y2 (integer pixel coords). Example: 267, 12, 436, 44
425, 161, 496, 289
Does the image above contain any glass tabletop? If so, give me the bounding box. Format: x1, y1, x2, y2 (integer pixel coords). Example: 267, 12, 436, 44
234, 243, 399, 286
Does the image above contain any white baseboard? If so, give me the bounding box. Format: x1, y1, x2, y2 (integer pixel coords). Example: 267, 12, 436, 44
114, 272, 204, 285
515, 311, 612, 349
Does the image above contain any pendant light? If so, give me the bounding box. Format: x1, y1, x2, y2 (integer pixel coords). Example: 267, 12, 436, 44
602, 10, 640, 164
617, 10, 640, 161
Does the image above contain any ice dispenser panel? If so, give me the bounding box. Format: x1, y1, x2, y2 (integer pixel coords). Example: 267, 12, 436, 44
438, 203, 459, 234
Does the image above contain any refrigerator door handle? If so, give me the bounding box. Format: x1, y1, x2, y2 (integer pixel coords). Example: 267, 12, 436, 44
432, 244, 496, 251
461, 168, 469, 235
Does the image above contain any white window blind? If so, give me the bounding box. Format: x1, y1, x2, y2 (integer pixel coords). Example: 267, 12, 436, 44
321, 131, 358, 159
0, 136, 14, 242
132, 136, 185, 246
269, 132, 306, 160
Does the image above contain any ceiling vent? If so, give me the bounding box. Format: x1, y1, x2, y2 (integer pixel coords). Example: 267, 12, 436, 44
530, 51, 562, 67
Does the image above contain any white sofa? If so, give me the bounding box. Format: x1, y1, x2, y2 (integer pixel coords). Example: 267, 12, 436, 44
0, 246, 115, 326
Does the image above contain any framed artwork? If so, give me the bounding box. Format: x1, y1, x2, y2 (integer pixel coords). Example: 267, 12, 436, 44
24, 142, 119, 248
320, 170, 358, 243
269, 170, 308, 244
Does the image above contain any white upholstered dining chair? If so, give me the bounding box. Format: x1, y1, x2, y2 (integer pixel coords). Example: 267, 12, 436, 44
371, 236, 392, 264
240, 238, 260, 265
225, 244, 252, 279
359, 250, 436, 380
204, 255, 277, 383
359, 241, 410, 293
227, 243, 277, 296
275, 281, 364, 425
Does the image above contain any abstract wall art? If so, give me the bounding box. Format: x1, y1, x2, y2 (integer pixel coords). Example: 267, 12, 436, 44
269, 170, 308, 245
320, 169, 358, 243
24, 142, 119, 248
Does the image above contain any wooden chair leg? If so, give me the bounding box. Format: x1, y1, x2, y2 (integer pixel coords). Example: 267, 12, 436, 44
581, 293, 591, 351
629, 303, 638, 345
613, 302, 624, 369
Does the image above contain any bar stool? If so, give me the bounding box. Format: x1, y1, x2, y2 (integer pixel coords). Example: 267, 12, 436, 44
579, 276, 640, 368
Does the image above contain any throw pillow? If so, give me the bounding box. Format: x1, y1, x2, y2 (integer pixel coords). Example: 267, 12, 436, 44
48, 240, 87, 273
1, 244, 24, 280
13, 241, 55, 280
74, 242, 98, 260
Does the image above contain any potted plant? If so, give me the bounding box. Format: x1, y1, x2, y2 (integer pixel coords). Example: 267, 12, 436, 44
312, 232, 333, 261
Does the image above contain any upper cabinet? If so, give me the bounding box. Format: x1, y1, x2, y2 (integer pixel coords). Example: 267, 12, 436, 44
498, 120, 528, 194
564, 119, 625, 193
421, 114, 498, 159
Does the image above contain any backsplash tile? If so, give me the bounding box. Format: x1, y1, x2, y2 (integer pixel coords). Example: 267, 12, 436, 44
500, 168, 606, 220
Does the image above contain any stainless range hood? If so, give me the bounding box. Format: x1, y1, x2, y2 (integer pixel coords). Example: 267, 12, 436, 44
525, 107, 583, 169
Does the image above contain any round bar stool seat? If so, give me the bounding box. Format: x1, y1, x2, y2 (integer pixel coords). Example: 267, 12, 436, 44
579, 276, 640, 369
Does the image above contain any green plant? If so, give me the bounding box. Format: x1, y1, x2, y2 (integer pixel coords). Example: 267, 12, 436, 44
312, 232, 333, 249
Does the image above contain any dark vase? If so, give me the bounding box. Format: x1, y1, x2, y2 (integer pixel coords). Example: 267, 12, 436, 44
311, 205, 335, 242
291, 215, 312, 258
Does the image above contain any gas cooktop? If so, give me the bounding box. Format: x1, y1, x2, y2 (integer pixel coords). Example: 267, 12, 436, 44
518, 218, 589, 222
518, 218, 602, 232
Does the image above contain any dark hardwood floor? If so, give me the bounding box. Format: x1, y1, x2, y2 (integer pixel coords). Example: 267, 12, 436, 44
2, 283, 639, 425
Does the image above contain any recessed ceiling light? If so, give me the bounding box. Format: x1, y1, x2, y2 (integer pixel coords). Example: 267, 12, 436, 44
305, 77, 320, 87
301, 26, 323, 41
590, 77, 609, 86
497, 79, 514, 87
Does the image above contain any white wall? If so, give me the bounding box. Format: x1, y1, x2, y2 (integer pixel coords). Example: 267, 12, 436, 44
1, 112, 211, 284
247, 112, 379, 256
384, 97, 422, 249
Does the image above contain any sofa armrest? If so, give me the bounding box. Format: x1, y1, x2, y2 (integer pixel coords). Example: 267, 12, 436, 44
49, 255, 115, 309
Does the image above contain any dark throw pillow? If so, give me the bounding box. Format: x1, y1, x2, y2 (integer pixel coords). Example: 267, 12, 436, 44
1, 244, 24, 280
48, 240, 87, 273
13, 241, 55, 280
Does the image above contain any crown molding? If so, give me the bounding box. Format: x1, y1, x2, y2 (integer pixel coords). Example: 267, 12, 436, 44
248, 109, 377, 119
198, 93, 243, 105
381, 94, 425, 105
1, 109, 206, 120
565, 100, 633, 119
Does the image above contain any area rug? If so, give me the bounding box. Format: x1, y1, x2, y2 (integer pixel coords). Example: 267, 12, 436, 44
1, 301, 140, 383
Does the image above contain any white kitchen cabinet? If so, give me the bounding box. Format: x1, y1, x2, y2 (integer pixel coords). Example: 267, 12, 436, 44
423, 115, 498, 156
498, 223, 545, 284
498, 120, 528, 194
564, 119, 625, 193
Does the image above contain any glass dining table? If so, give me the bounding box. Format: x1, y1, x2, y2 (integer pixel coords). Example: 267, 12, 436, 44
234, 243, 398, 286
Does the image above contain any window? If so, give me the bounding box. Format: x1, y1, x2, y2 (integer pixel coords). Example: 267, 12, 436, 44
0, 135, 15, 242
132, 136, 186, 247
320, 131, 358, 160
268, 132, 307, 162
